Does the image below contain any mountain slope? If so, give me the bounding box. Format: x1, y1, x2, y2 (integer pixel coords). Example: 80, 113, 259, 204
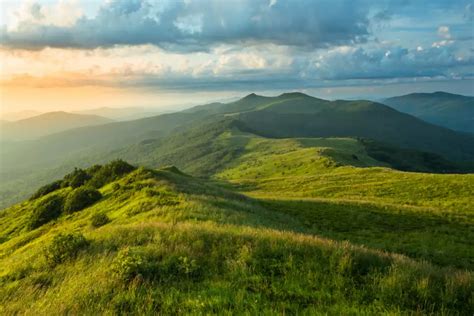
0, 162, 472, 314
0, 112, 113, 141
383, 91, 474, 134
184, 92, 474, 161
111, 117, 470, 175
230, 94, 474, 161
0, 111, 207, 171
1, 92, 474, 209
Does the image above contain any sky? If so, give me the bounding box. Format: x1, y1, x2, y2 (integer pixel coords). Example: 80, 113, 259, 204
0, 0, 473, 114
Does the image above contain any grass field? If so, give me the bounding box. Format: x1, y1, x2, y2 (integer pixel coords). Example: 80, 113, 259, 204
0, 164, 473, 314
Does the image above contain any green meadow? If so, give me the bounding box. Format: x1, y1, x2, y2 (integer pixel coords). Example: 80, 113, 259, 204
0, 155, 473, 314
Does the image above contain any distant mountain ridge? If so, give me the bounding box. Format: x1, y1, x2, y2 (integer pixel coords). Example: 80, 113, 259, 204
0, 110, 42, 121
184, 92, 474, 161
0, 111, 113, 141
74, 107, 166, 121
2, 91, 474, 208
383, 91, 474, 134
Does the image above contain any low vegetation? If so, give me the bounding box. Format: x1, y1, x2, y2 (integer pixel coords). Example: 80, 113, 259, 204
0, 165, 472, 314
90, 213, 110, 228
44, 232, 89, 267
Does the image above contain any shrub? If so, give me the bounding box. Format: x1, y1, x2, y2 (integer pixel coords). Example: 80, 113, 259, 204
29, 180, 62, 200
112, 247, 147, 282
88, 160, 136, 188
90, 213, 110, 228
63, 168, 91, 188
28, 195, 64, 230
44, 233, 89, 266
159, 254, 202, 281
64, 187, 102, 214
111, 248, 201, 283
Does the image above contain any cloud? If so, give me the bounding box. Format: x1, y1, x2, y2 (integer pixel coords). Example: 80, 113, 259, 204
437, 26, 451, 39
1, 0, 472, 94
3, 40, 471, 92
1, 0, 371, 51
307, 43, 473, 81
6, 0, 83, 30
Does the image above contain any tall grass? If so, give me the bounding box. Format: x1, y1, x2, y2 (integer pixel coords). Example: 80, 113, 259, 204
0, 166, 472, 314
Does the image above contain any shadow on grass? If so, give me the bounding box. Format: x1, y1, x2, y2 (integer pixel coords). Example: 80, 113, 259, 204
258, 198, 473, 270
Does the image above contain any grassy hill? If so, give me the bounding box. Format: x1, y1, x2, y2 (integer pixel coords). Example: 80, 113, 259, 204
0, 161, 472, 314
232, 93, 474, 162
1, 92, 473, 211
112, 118, 470, 175
0, 112, 113, 141
383, 91, 474, 134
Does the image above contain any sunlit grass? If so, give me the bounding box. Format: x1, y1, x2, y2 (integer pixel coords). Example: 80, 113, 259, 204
1, 138, 473, 314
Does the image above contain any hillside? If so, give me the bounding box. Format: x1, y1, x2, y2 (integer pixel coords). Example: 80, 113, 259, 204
232, 93, 474, 161
2, 93, 474, 209
0, 160, 472, 314
182, 92, 474, 162
383, 91, 474, 134
0, 112, 113, 141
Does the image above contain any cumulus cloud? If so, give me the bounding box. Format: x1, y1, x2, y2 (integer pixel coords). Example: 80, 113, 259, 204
1, 0, 371, 51
5, 0, 83, 32
307, 43, 473, 81
1, 0, 473, 92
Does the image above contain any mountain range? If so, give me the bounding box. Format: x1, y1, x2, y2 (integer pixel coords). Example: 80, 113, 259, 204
1, 91, 473, 210
0, 111, 113, 141
383, 91, 474, 134
73, 107, 167, 121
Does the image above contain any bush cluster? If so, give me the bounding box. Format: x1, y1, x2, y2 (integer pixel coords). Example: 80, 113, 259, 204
63, 168, 91, 188
29, 160, 135, 201
44, 233, 89, 266
29, 180, 62, 200
64, 187, 102, 214
28, 187, 102, 230
27, 195, 64, 229
88, 160, 136, 188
